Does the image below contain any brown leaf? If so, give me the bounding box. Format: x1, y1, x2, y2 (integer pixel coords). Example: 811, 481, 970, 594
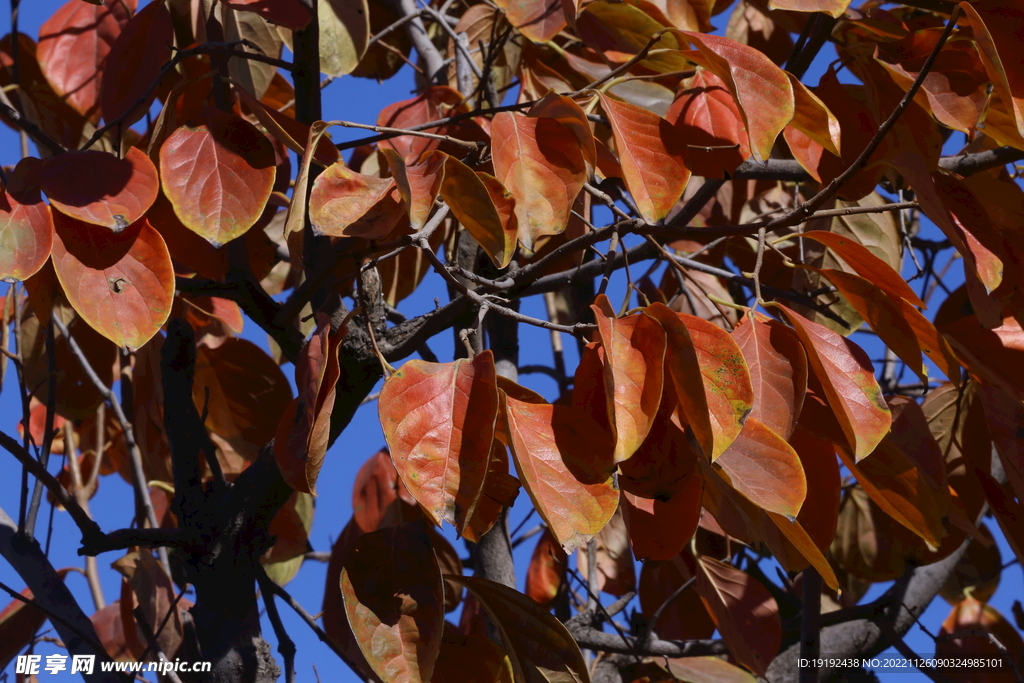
341, 523, 445, 683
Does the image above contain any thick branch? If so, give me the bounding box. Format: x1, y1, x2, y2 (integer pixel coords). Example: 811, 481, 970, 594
566, 621, 727, 658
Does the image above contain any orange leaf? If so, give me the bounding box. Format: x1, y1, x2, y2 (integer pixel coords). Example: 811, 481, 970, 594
694, 555, 781, 676
592, 294, 666, 464
777, 304, 890, 461
382, 148, 445, 231
666, 69, 750, 179
765, 0, 850, 18
679, 313, 754, 460
447, 575, 589, 682
618, 379, 700, 500
503, 395, 618, 553
377, 86, 483, 162
524, 527, 567, 607
680, 32, 794, 163
786, 73, 841, 156
621, 473, 702, 561
378, 353, 499, 532
494, 0, 566, 42
715, 418, 806, 519
310, 162, 401, 240
789, 427, 841, 555
799, 231, 925, 308
462, 440, 521, 543
160, 109, 276, 246
351, 449, 416, 534
41, 147, 158, 232
815, 268, 927, 382
274, 314, 346, 494
341, 523, 445, 683
0, 158, 53, 282
491, 110, 585, 251
732, 312, 807, 440
599, 93, 690, 224
529, 90, 597, 169
440, 156, 518, 268
644, 302, 714, 459
51, 212, 173, 349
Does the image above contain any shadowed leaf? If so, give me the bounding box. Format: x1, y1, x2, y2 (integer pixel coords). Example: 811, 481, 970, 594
0, 158, 53, 282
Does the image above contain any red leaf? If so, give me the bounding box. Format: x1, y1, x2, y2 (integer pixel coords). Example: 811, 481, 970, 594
621, 474, 702, 561
732, 312, 807, 440
667, 70, 750, 179
777, 304, 890, 461
639, 556, 715, 641
503, 395, 618, 553
799, 230, 925, 308
680, 32, 794, 163
715, 418, 806, 519
275, 314, 346, 494
644, 302, 714, 460
50, 212, 173, 349
341, 523, 445, 683
382, 148, 445, 231
0, 158, 54, 282
592, 294, 666, 464
599, 93, 690, 224
694, 556, 781, 677
351, 449, 416, 534
309, 162, 399, 239
961, 1, 1024, 141
491, 110, 586, 251
937, 596, 1024, 677
377, 86, 484, 162
680, 313, 754, 460
40, 147, 159, 232
223, 0, 313, 31
495, 0, 565, 42
160, 109, 277, 246
36, 0, 133, 122
378, 353, 499, 531
439, 155, 518, 268
525, 527, 567, 607
99, 0, 172, 126
462, 440, 520, 543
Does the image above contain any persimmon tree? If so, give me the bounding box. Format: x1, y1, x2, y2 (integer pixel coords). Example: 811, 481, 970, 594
2, 0, 1024, 682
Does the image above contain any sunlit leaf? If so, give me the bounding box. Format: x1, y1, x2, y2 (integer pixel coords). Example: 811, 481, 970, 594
383, 148, 445, 231
440, 156, 518, 268
160, 109, 277, 246
0, 158, 53, 282
592, 294, 666, 464
377, 87, 483, 162
715, 418, 806, 519
341, 523, 444, 683
51, 212, 172, 349
491, 110, 586, 250
766, 0, 850, 18
667, 656, 759, 683
680, 31, 794, 163
679, 313, 754, 460
495, 0, 565, 42
503, 395, 618, 553
378, 353, 499, 531
310, 162, 400, 239
36, 0, 133, 122
731, 312, 806, 440
777, 304, 890, 461
600, 92, 690, 224
786, 74, 841, 156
